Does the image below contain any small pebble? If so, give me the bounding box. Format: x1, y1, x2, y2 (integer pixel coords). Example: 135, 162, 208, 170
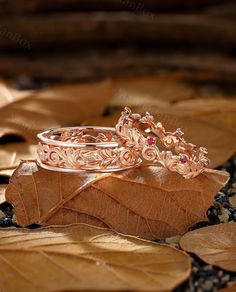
222, 275, 230, 283
218, 271, 224, 277
229, 195, 236, 208
165, 235, 181, 248
218, 208, 231, 223
203, 265, 213, 271
202, 280, 213, 291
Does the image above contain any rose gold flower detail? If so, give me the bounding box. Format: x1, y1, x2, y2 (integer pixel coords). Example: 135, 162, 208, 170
116, 107, 210, 179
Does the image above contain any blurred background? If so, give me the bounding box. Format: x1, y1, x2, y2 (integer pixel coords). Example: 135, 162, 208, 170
0, 0, 235, 94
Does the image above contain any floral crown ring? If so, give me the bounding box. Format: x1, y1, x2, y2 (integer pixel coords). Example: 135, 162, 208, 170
115, 107, 210, 179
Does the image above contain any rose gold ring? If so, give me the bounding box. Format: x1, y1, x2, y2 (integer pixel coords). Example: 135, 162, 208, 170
37, 126, 142, 172
116, 107, 210, 179
37, 108, 210, 178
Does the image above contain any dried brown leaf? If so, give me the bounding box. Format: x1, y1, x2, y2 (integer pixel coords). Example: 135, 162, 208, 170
0, 223, 191, 292
83, 111, 236, 168
144, 98, 236, 135
112, 74, 198, 107
6, 161, 228, 240
0, 80, 113, 142
112, 75, 236, 134
0, 81, 32, 107
0, 183, 7, 203
180, 222, 236, 272
104, 77, 236, 167
173, 98, 236, 115
0, 81, 12, 106
229, 195, 236, 208
219, 284, 236, 292
0, 142, 37, 170
0, 169, 14, 177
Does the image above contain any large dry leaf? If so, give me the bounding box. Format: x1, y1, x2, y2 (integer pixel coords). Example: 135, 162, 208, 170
0, 169, 14, 177
112, 74, 199, 107
0, 81, 13, 107
220, 284, 236, 292
0, 142, 37, 170
139, 98, 236, 135
229, 195, 236, 208
6, 161, 228, 240
0, 80, 113, 142
0, 80, 33, 107
83, 111, 236, 168
112, 75, 236, 134
172, 97, 236, 115
107, 77, 236, 166
0, 184, 6, 203
0, 224, 191, 292
180, 222, 236, 272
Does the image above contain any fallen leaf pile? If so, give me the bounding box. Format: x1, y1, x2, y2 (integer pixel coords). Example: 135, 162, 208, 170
0, 74, 236, 291
0, 184, 6, 204
0, 223, 191, 292
6, 161, 228, 239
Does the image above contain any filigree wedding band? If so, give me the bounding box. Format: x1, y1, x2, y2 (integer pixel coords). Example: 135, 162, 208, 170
37, 126, 142, 172
37, 108, 209, 178
116, 107, 210, 179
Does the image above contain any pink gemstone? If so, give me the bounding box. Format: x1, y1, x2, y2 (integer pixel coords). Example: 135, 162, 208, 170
202, 161, 209, 167
180, 155, 188, 164
147, 137, 155, 146
123, 118, 129, 125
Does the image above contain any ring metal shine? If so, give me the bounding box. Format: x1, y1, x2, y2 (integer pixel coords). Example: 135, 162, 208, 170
116, 107, 210, 179
37, 108, 209, 178
37, 126, 142, 172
